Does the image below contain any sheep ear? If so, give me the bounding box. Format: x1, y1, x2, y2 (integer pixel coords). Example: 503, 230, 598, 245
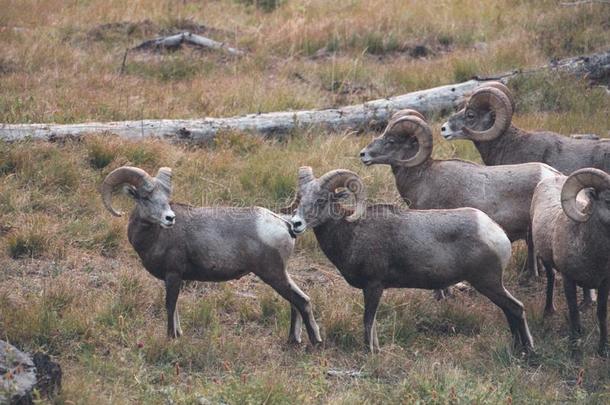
123, 185, 138, 200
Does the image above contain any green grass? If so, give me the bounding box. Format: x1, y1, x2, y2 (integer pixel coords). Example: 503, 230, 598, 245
1, 0, 610, 403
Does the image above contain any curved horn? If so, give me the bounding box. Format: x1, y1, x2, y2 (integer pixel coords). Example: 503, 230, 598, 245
280, 166, 314, 214
384, 116, 433, 167
155, 167, 173, 195
561, 168, 610, 223
101, 166, 154, 217
298, 166, 315, 187
318, 169, 367, 222
463, 87, 513, 141
480, 81, 515, 111
389, 109, 426, 122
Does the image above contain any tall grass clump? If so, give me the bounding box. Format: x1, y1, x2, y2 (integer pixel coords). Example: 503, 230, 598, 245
6, 216, 56, 259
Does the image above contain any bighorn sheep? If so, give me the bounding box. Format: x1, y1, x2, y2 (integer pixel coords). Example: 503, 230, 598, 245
359, 112, 560, 279
100, 166, 322, 345
286, 167, 534, 353
440, 82, 609, 175
531, 168, 610, 356
441, 82, 603, 304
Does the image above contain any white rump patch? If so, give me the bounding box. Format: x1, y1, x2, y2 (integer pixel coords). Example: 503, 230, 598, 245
539, 164, 561, 182
255, 208, 292, 249
475, 210, 511, 269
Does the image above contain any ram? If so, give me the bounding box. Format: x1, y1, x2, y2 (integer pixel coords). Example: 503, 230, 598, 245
531, 168, 610, 356
441, 83, 603, 305
440, 82, 609, 174
360, 112, 559, 280
287, 167, 534, 353
100, 165, 322, 345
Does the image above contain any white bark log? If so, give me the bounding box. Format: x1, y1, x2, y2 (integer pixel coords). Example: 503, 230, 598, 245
1, 50, 607, 144
0, 80, 481, 144
133, 32, 244, 56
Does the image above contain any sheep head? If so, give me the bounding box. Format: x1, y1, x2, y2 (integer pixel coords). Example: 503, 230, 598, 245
360, 112, 433, 168
441, 82, 513, 142
561, 168, 610, 224
101, 165, 176, 228
290, 167, 367, 234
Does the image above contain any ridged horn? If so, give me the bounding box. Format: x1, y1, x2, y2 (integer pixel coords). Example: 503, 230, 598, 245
389, 109, 426, 122
318, 169, 367, 222
383, 115, 433, 167
280, 166, 314, 214
101, 166, 154, 217
561, 168, 610, 223
463, 87, 513, 141
480, 81, 515, 111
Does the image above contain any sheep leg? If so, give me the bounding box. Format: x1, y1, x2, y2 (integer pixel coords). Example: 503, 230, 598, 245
372, 319, 380, 350
579, 288, 595, 310
524, 228, 539, 277
596, 279, 609, 357
257, 271, 322, 345
433, 287, 455, 300
174, 308, 183, 337
541, 259, 556, 317
363, 284, 383, 353
474, 285, 534, 352
563, 276, 583, 356
165, 273, 182, 339
288, 305, 303, 344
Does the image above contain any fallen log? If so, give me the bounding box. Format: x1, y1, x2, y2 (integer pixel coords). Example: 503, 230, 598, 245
133, 31, 244, 56
1, 50, 608, 144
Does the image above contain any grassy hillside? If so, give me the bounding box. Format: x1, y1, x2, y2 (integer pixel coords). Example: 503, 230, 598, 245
1, 0, 609, 403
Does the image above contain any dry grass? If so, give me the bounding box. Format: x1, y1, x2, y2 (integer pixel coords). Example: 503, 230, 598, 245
1, 0, 610, 403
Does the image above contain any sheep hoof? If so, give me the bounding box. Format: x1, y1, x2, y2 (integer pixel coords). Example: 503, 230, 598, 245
578, 300, 595, 311
543, 307, 556, 318
305, 340, 323, 352
287, 336, 302, 345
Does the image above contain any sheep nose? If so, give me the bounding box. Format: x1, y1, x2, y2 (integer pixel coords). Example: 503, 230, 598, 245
441, 125, 446, 132
165, 214, 175, 222
292, 219, 303, 228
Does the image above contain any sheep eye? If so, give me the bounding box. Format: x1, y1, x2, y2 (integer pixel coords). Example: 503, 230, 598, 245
466, 111, 475, 119
386, 139, 395, 145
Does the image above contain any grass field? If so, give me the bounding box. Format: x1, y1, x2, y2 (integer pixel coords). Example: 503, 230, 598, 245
1, 0, 610, 403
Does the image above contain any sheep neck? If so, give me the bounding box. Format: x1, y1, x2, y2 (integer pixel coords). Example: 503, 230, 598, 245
127, 207, 162, 253
312, 211, 357, 276
390, 159, 434, 208
473, 125, 529, 166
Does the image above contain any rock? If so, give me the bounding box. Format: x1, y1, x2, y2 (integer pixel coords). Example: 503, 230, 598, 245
32, 352, 62, 398
0, 341, 36, 405
0, 341, 61, 404
326, 368, 367, 379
